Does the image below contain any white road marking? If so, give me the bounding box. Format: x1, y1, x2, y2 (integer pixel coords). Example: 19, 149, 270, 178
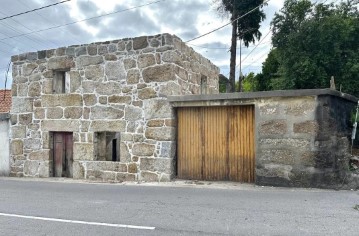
0, 212, 155, 230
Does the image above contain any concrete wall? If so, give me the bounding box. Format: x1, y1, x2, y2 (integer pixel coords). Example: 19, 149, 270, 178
169, 89, 359, 189
0, 113, 10, 176
10, 33, 219, 181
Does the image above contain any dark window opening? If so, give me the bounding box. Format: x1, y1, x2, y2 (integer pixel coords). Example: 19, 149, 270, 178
201, 75, 208, 95
94, 132, 120, 162
53, 71, 69, 94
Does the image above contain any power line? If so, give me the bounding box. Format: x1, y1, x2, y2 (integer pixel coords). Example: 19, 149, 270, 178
239, 29, 271, 65
185, 0, 270, 43
0, 0, 71, 22
0, 0, 165, 41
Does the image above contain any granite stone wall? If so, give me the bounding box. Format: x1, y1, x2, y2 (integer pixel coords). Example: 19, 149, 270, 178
9, 33, 219, 181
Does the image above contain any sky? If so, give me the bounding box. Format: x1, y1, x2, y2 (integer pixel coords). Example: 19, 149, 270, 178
0, 0, 287, 89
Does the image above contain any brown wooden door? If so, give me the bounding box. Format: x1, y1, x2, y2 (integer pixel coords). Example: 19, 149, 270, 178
177, 106, 255, 182
53, 132, 73, 178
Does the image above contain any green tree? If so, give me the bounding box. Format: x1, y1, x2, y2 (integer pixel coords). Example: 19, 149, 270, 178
215, 0, 266, 92
269, 0, 359, 95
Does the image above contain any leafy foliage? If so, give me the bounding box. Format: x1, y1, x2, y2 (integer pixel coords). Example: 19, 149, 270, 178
255, 0, 359, 96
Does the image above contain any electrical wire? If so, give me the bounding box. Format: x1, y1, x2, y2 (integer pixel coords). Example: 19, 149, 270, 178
0, 0, 71, 21
0, 0, 165, 41
185, 0, 270, 43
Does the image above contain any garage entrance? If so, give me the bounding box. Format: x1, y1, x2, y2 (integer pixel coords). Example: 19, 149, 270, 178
177, 106, 255, 182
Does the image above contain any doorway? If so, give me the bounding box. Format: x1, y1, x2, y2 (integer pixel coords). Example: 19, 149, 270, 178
52, 132, 73, 178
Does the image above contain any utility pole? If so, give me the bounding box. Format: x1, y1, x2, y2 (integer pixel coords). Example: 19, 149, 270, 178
229, 4, 237, 93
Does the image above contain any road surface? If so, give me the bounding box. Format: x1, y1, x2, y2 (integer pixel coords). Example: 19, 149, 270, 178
0, 178, 358, 235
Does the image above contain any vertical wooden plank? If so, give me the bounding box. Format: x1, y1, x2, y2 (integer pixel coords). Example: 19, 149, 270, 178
65, 133, 73, 178
53, 133, 63, 177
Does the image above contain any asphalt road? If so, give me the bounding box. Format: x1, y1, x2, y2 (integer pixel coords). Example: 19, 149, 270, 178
0, 178, 358, 236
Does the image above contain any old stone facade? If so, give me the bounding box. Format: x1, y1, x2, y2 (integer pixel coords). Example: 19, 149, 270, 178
169, 89, 359, 189
9, 33, 219, 181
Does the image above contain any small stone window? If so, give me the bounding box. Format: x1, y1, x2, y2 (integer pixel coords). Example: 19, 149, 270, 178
201, 75, 208, 95
94, 132, 120, 162
53, 71, 70, 94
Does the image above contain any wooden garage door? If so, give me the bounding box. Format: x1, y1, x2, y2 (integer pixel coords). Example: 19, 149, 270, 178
177, 106, 255, 182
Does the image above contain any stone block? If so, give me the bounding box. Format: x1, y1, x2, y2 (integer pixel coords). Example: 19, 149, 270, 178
123, 59, 136, 70
47, 107, 63, 119
259, 120, 287, 135
293, 120, 319, 134
29, 150, 50, 161
11, 140, 23, 155
98, 45, 108, 55
86, 170, 102, 179
140, 158, 172, 174
145, 127, 175, 141
48, 56, 75, 70
256, 164, 293, 180
126, 69, 140, 84
160, 142, 176, 158
64, 107, 83, 119
102, 171, 116, 181
76, 55, 103, 68
104, 54, 116, 61
259, 138, 310, 149
158, 82, 182, 96
83, 94, 97, 106
162, 51, 182, 65
41, 120, 81, 132
11, 126, 26, 138
75, 46, 87, 56
69, 71, 81, 93
120, 142, 131, 162
85, 65, 104, 81
138, 88, 157, 100
19, 113, 32, 125
24, 138, 41, 150
124, 106, 142, 120
108, 44, 117, 53
142, 64, 176, 82
90, 120, 126, 132
160, 174, 171, 182
42, 94, 83, 107
73, 143, 94, 161
66, 47, 75, 56
55, 47, 66, 56
28, 82, 41, 97
147, 119, 164, 127
140, 171, 159, 181
38, 161, 50, 178
99, 96, 107, 104
73, 161, 85, 179
259, 104, 280, 115
138, 54, 155, 68
105, 61, 126, 80
116, 173, 136, 182
90, 106, 124, 119
143, 99, 173, 119
132, 143, 155, 156
22, 63, 38, 76
34, 108, 45, 119
258, 149, 295, 165
95, 82, 121, 95
11, 97, 33, 113
24, 160, 40, 176
108, 95, 131, 104
133, 36, 148, 50
87, 45, 97, 56
128, 163, 137, 173
284, 101, 316, 116
165, 119, 175, 127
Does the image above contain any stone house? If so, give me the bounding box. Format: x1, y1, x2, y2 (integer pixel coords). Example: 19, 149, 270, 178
9, 33, 219, 181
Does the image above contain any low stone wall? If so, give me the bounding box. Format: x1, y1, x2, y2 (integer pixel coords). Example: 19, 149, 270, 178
169, 89, 359, 189
9, 33, 219, 181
